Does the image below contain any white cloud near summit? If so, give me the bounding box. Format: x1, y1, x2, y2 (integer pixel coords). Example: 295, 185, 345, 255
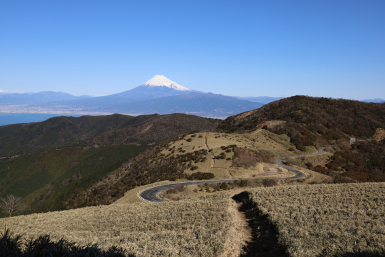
0, 89, 7, 93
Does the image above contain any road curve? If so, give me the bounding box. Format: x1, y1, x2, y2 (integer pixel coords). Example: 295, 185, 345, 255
139, 148, 326, 203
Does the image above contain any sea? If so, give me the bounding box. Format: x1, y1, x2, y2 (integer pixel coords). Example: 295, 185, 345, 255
0, 113, 83, 126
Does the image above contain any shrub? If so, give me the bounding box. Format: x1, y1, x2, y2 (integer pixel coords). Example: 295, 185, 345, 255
305, 162, 314, 169
232, 147, 274, 168
0, 195, 24, 217
190, 166, 199, 171
219, 183, 229, 190
187, 172, 215, 180
262, 179, 277, 187
239, 180, 248, 187
165, 185, 185, 194
0, 232, 126, 257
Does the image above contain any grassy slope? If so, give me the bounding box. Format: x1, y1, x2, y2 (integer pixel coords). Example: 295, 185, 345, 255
2, 193, 231, 257
246, 183, 385, 256
161, 130, 317, 179
81, 125, 333, 207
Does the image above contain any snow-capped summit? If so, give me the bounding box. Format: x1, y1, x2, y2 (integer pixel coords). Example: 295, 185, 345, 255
141, 75, 191, 91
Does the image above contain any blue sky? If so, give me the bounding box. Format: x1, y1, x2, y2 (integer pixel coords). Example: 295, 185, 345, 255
1, 0, 384, 100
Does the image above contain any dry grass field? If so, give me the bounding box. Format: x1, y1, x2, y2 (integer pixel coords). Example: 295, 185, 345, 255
161, 129, 314, 181
1, 193, 232, 257
246, 183, 385, 256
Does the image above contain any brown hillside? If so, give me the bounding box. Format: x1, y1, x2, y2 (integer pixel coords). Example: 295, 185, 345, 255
218, 96, 385, 183
217, 95, 385, 138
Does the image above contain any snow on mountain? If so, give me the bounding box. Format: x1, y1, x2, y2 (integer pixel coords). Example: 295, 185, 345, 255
141, 75, 192, 91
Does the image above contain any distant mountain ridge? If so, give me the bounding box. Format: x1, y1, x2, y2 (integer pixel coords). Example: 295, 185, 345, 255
78, 92, 264, 118
233, 96, 283, 104
362, 98, 385, 103
0, 75, 274, 118
53, 75, 194, 108
0, 91, 90, 105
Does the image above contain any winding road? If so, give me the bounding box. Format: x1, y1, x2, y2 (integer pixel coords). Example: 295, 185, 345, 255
139, 147, 327, 203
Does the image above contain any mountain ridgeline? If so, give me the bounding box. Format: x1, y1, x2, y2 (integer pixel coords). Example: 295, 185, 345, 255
218, 95, 385, 138
0, 75, 265, 119
0, 91, 90, 105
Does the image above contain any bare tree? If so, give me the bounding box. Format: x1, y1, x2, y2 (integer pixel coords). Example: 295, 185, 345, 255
0, 195, 23, 217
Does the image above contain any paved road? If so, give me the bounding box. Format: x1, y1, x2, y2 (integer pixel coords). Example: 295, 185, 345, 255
139, 148, 327, 203
275, 147, 326, 179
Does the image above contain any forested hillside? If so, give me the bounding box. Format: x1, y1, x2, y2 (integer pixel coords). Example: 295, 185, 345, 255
0, 114, 157, 156
83, 113, 220, 146
0, 113, 219, 157
0, 144, 147, 217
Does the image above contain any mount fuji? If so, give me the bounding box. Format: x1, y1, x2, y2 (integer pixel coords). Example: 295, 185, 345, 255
56, 75, 194, 108
141, 75, 191, 91
109, 75, 194, 102
1, 75, 266, 118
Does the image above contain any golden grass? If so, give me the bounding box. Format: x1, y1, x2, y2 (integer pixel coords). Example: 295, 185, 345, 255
161, 130, 312, 181
246, 183, 385, 256
230, 163, 294, 179
2, 193, 232, 257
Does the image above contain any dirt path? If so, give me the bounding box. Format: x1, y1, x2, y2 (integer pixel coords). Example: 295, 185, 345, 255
233, 192, 288, 257
221, 189, 251, 257
205, 133, 215, 168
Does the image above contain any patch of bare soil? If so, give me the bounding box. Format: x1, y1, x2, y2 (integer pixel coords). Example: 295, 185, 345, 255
373, 128, 385, 141
205, 133, 215, 168
232, 191, 288, 257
